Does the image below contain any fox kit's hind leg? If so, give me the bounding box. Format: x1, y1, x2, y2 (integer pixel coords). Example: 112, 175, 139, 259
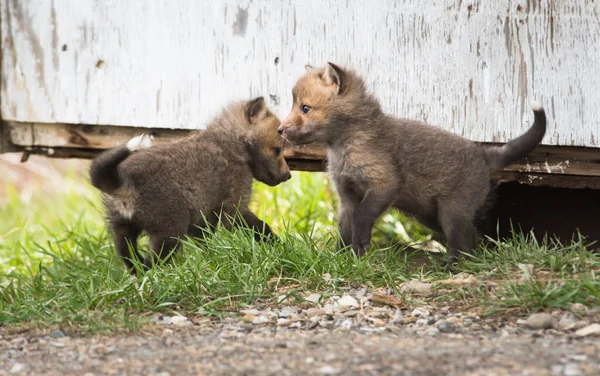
145, 236, 182, 269
111, 221, 142, 272
438, 199, 477, 264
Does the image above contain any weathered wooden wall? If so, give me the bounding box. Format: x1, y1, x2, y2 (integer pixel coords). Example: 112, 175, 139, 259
2, 0, 599, 146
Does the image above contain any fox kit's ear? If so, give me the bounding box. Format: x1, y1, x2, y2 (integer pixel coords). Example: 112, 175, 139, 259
247, 96, 266, 123
324, 62, 345, 94
305, 64, 315, 72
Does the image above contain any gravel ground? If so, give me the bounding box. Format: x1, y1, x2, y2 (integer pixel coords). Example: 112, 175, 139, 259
2, 283, 600, 376
2, 322, 599, 376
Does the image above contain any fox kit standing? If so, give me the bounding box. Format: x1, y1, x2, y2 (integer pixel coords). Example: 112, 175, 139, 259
278, 63, 546, 263
90, 97, 291, 271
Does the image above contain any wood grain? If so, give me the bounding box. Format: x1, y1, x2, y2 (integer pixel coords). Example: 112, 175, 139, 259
1, 0, 599, 147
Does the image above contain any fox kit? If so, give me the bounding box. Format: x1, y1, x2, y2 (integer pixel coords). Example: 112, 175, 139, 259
90, 97, 291, 271
278, 63, 546, 263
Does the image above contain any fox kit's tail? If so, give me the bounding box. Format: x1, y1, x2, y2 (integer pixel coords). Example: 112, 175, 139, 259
485, 101, 547, 170
90, 134, 152, 193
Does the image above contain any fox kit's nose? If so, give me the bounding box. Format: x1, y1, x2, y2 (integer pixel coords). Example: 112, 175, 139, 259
277, 126, 284, 135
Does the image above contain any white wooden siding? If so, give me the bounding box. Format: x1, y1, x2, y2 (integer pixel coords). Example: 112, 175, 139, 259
1, 0, 599, 146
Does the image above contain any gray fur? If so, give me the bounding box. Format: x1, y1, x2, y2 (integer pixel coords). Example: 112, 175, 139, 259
279, 63, 547, 263
90, 97, 291, 271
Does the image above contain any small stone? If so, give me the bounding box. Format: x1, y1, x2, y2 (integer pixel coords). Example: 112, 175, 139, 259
317, 365, 341, 375
319, 320, 335, 329
571, 303, 588, 314
335, 319, 353, 330
289, 322, 302, 329
306, 308, 325, 318
50, 329, 66, 338
335, 295, 359, 309
305, 293, 322, 304
323, 304, 334, 316
563, 363, 583, 376
252, 315, 272, 325
240, 308, 261, 316
575, 323, 600, 337
399, 279, 433, 296
353, 287, 368, 298
390, 309, 404, 324
440, 306, 451, 315
558, 313, 577, 331
411, 308, 430, 318
525, 313, 555, 330
276, 318, 291, 326
277, 295, 289, 304
51, 341, 65, 348
427, 327, 440, 337
278, 307, 296, 318
369, 318, 387, 327
416, 318, 429, 326
343, 310, 358, 317
309, 319, 320, 329
10, 337, 26, 345
9, 363, 26, 374
160, 316, 173, 325
171, 316, 192, 326
436, 320, 456, 333
242, 314, 256, 322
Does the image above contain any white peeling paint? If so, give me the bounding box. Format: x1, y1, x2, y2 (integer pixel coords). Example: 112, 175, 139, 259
1, 0, 599, 147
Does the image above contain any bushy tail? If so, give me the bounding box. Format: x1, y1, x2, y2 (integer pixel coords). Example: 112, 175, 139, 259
485, 101, 547, 169
90, 134, 152, 193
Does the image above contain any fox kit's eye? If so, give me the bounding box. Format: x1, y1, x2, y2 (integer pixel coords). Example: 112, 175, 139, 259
274, 147, 282, 157
301, 104, 311, 114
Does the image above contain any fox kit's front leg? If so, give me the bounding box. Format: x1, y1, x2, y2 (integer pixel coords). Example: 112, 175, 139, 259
335, 180, 361, 252
351, 186, 396, 256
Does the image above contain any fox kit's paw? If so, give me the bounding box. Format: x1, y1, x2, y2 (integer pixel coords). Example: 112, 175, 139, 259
126, 134, 153, 151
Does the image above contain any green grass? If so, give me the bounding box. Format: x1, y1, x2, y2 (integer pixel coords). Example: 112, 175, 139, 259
1, 164, 599, 333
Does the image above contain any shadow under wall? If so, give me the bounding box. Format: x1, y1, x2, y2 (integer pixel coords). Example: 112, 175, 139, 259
479, 182, 600, 248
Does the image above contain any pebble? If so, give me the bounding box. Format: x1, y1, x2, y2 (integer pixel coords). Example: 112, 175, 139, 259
343, 310, 358, 317
526, 313, 555, 330
305, 293, 322, 304
575, 323, 600, 337
571, 303, 588, 314
427, 327, 440, 337
306, 308, 325, 318
10, 337, 26, 345
399, 279, 433, 296
279, 307, 296, 318
390, 309, 404, 324
277, 318, 291, 326
558, 313, 577, 331
51, 329, 66, 338
252, 315, 271, 325
240, 308, 262, 316
411, 308, 430, 318
563, 363, 583, 376
335, 295, 359, 309
171, 316, 192, 326
319, 320, 335, 329
9, 363, 26, 374
436, 320, 456, 333
317, 365, 341, 375
416, 319, 429, 327
335, 319, 353, 330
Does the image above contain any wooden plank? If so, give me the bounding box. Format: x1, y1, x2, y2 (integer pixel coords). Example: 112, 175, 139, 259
7, 120, 600, 189
2, 0, 599, 147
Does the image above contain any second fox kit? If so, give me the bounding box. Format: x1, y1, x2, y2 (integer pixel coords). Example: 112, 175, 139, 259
90, 97, 291, 271
278, 63, 547, 263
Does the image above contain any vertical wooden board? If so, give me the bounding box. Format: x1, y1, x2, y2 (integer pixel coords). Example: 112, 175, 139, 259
1, 0, 599, 146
